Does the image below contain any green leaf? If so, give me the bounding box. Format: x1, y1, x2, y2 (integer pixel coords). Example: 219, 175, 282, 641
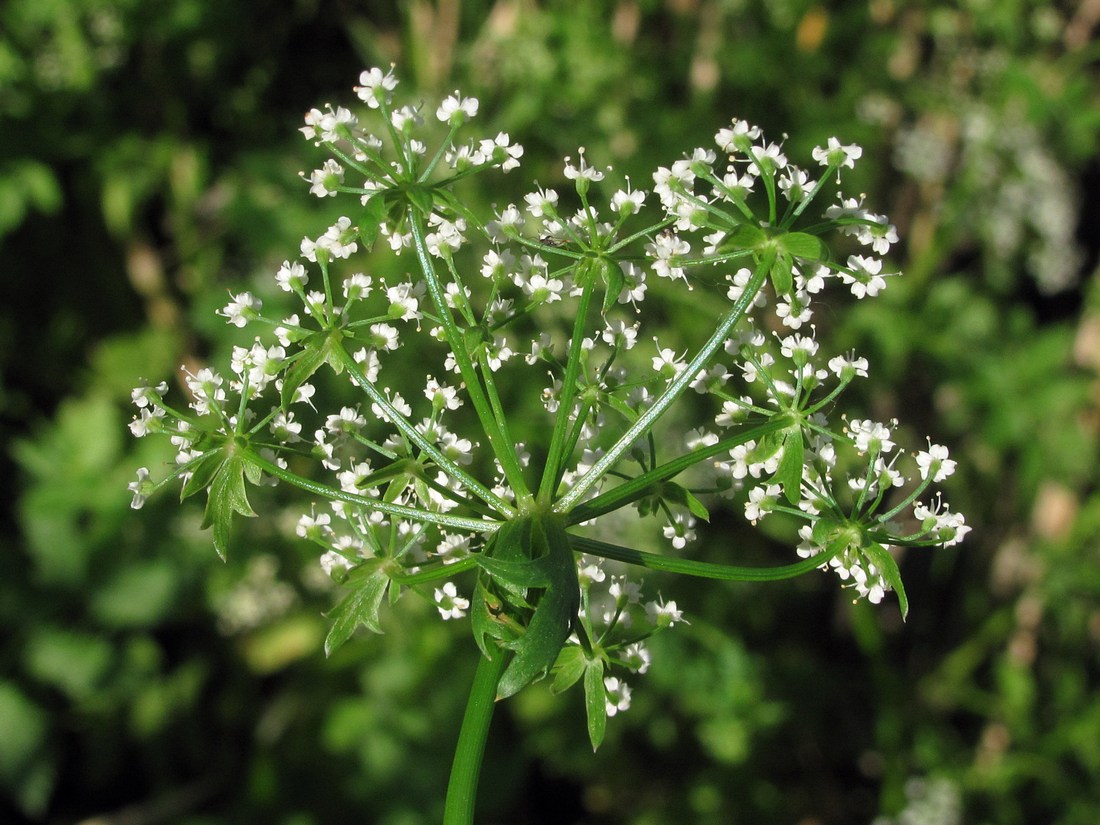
583, 658, 607, 751
598, 257, 623, 315
242, 453, 263, 486
497, 517, 580, 699
405, 185, 434, 217
178, 451, 222, 501
200, 454, 256, 560
811, 516, 845, 549
474, 554, 552, 589
358, 194, 388, 251
484, 517, 534, 605
862, 541, 909, 620
774, 427, 805, 505
769, 251, 794, 296
660, 481, 711, 522
550, 646, 587, 694
726, 223, 767, 249
324, 565, 391, 655
470, 578, 519, 658
280, 343, 328, 409
779, 231, 826, 261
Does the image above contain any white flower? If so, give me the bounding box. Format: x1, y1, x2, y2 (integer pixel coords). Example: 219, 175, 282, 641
609, 576, 643, 604
424, 376, 462, 411
778, 166, 815, 202
296, 512, 332, 540
325, 406, 366, 434
601, 319, 639, 350
343, 273, 373, 302
434, 581, 470, 620
645, 598, 684, 628
610, 184, 645, 216
663, 513, 697, 550
479, 133, 523, 172
355, 66, 398, 108
748, 142, 787, 174
812, 137, 863, 170
320, 550, 355, 576
525, 272, 566, 303
276, 261, 308, 293
745, 483, 781, 522
218, 291, 261, 327
828, 353, 869, 379
308, 159, 344, 197
715, 119, 761, 153
604, 676, 632, 717
563, 147, 605, 183
622, 642, 651, 674
915, 442, 957, 482
524, 186, 559, 217
369, 323, 400, 351
128, 467, 151, 509
839, 255, 887, 299
651, 341, 687, 379
846, 418, 895, 454
436, 91, 478, 124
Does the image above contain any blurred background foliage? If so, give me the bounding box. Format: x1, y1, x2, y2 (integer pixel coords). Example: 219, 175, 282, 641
2, 0, 1099, 823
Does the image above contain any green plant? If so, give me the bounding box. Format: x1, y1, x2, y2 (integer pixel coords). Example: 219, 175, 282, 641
129, 68, 967, 823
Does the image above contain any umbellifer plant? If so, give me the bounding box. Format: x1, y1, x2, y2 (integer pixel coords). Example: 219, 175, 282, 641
129, 67, 968, 823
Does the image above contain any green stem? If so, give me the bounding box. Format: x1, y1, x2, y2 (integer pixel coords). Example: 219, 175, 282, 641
554, 247, 776, 513
244, 450, 500, 534
408, 215, 533, 505
565, 416, 791, 525
335, 345, 515, 517
537, 277, 596, 504
444, 646, 509, 825
569, 535, 842, 582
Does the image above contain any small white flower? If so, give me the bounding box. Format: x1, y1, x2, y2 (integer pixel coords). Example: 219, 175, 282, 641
524, 186, 559, 218
308, 159, 344, 197
128, 467, 151, 509
828, 353, 869, 379
563, 147, 605, 184
846, 418, 895, 454
434, 581, 470, 620
320, 550, 355, 576
622, 642, 651, 674
812, 137, 863, 170
218, 291, 262, 327
424, 376, 462, 411
276, 261, 308, 293
645, 598, 684, 628
343, 273, 373, 302
745, 483, 781, 522
436, 91, 478, 124
604, 676, 632, 717
610, 183, 645, 216
355, 66, 398, 109
663, 513, 697, 550
915, 442, 957, 482
839, 255, 887, 299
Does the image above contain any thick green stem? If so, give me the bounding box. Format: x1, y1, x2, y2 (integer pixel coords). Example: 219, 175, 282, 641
444, 646, 509, 825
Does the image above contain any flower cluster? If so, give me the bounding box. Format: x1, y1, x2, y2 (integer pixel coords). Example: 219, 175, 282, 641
129, 68, 966, 744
